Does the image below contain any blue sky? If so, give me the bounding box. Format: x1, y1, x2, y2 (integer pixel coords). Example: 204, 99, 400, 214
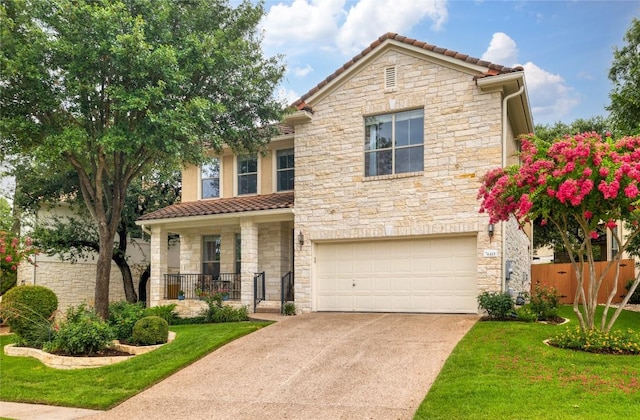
258, 0, 639, 126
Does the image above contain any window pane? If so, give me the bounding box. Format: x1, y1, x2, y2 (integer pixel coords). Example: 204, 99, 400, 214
277, 149, 294, 169
365, 150, 392, 176
395, 146, 424, 173
396, 110, 424, 147
202, 179, 219, 199
239, 174, 257, 195
365, 114, 392, 150
277, 169, 294, 191
238, 156, 257, 174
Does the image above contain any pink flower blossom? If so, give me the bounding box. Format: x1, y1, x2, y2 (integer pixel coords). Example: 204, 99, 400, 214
625, 183, 639, 199
540, 219, 548, 226
589, 231, 599, 240
605, 220, 617, 230
5, 256, 12, 263
584, 211, 593, 219
599, 167, 609, 177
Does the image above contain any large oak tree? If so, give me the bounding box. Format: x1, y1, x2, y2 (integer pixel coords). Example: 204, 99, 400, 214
0, 0, 285, 318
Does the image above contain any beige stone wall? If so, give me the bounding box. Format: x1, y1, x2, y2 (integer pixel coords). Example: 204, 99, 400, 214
18, 261, 134, 313
292, 49, 506, 312
504, 217, 532, 295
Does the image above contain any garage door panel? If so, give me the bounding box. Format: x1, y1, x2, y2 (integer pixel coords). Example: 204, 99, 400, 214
316, 236, 477, 313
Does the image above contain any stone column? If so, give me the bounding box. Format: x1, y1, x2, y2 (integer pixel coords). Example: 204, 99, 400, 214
240, 218, 258, 311
150, 226, 168, 308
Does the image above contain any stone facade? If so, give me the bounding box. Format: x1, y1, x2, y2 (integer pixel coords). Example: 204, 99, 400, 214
291, 48, 523, 311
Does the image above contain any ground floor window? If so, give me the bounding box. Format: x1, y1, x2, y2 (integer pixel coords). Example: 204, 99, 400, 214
203, 235, 220, 278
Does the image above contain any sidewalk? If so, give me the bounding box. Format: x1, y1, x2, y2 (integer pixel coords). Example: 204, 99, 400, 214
0, 401, 102, 420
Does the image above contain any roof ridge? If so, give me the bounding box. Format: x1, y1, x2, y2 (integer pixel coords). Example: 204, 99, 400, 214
293, 32, 523, 109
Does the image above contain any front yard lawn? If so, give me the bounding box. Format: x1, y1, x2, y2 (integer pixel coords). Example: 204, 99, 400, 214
0, 322, 269, 410
415, 306, 639, 420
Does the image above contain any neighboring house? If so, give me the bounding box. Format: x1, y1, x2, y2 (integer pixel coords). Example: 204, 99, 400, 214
138, 33, 534, 315
17, 202, 180, 311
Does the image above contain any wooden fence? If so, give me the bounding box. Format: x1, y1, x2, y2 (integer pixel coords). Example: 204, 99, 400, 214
530, 259, 635, 304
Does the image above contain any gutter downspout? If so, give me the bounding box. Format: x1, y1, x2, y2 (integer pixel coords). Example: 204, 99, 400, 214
501, 84, 525, 294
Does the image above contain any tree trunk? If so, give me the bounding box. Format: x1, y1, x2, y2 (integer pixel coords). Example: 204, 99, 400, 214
113, 229, 137, 303
138, 265, 150, 307
95, 225, 117, 319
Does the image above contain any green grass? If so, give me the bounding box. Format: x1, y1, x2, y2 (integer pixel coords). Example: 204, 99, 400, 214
0, 322, 269, 410
415, 306, 640, 420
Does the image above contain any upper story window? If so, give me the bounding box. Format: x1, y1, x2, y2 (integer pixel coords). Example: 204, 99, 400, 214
276, 149, 294, 191
238, 155, 258, 195
202, 158, 220, 199
364, 109, 424, 177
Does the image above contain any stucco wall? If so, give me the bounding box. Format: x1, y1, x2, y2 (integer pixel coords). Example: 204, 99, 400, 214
292, 48, 505, 312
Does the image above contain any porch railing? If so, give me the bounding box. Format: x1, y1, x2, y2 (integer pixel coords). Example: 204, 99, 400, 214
281, 271, 294, 314
164, 273, 240, 300
254, 271, 265, 312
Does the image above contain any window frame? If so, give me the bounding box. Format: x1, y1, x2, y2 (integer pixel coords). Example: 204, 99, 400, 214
236, 155, 258, 195
364, 109, 424, 177
275, 148, 295, 192
201, 158, 221, 199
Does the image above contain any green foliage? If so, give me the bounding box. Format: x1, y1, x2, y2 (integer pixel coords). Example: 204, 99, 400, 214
283, 302, 296, 316
529, 282, 560, 320
550, 326, 640, 354
477, 292, 514, 320
108, 301, 145, 341
132, 316, 169, 345
200, 294, 248, 323
46, 304, 115, 355
624, 279, 640, 304
0, 285, 58, 346
515, 304, 537, 322
143, 304, 178, 325
0, 197, 12, 231
608, 18, 640, 135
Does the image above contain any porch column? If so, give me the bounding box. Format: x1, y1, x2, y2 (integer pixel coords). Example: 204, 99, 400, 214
240, 218, 258, 312
150, 225, 168, 308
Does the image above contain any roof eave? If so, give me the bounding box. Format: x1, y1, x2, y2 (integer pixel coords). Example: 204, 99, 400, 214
476, 72, 534, 134
136, 207, 294, 230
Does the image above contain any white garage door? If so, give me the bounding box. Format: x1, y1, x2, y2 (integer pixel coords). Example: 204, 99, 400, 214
315, 236, 477, 313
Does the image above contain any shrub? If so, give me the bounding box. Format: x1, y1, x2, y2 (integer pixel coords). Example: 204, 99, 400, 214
625, 279, 640, 304
515, 304, 537, 322
200, 294, 248, 323
550, 327, 640, 354
46, 304, 115, 355
132, 316, 169, 345
477, 291, 514, 320
144, 303, 178, 325
108, 301, 145, 341
283, 302, 296, 316
529, 282, 559, 320
0, 285, 58, 347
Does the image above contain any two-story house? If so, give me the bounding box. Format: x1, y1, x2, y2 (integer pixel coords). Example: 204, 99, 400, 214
138, 33, 534, 315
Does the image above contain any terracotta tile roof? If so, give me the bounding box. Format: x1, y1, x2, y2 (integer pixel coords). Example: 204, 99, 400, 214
293, 32, 523, 110
138, 192, 294, 221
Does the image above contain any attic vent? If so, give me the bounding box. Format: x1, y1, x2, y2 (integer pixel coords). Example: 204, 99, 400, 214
385, 66, 397, 89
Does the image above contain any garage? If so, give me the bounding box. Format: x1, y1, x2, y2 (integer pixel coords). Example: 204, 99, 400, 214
314, 236, 478, 313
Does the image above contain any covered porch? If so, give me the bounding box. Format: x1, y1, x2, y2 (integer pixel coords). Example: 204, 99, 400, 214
137, 192, 295, 314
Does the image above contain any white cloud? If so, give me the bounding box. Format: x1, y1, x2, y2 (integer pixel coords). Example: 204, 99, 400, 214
276, 87, 301, 106
481, 32, 579, 123
260, 0, 345, 49
292, 65, 314, 77
519, 61, 580, 122
337, 0, 448, 54
481, 32, 518, 66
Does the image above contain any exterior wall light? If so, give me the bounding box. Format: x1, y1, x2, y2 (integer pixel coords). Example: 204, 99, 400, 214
298, 231, 305, 248
488, 224, 495, 241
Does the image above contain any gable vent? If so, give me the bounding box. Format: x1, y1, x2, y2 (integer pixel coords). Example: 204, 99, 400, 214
385, 66, 397, 89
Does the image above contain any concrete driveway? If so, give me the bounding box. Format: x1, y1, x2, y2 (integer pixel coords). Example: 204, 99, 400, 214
87, 312, 477, 420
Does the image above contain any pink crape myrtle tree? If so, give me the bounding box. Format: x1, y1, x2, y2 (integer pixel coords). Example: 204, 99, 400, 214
478, 132, 640, 333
